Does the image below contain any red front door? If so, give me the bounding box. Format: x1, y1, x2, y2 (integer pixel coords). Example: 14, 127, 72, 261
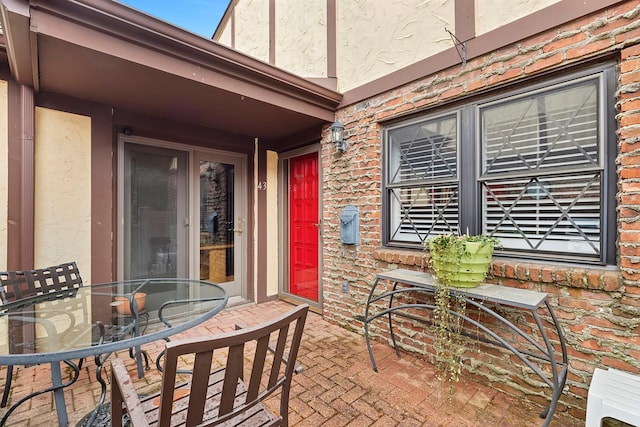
289, 152, 319, 302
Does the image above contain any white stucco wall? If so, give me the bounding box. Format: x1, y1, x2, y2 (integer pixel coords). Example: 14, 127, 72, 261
337, 0, 455, 92
275, 0, 326, 77
34, 108, 91, 282
0, 81, 7, 271
476, 0, 561, 35
234, 0, 270, 63
266, 150, 278, 296
217, 16, 233, 47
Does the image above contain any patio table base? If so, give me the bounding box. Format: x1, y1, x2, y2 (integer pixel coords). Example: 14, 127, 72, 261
76, 402, 110, 427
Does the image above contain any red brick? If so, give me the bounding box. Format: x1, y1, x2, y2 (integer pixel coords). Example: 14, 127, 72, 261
541, 266, 555, 283
618, 156, 640, 167
441, 86, 465, 100
619, 230, 640, 243
623, 271, 640, 285
592, 16, 630, 36
621, 295, 640, 307
591, 328, 640, 346
566, 39, 613, 60
621, 58, 640, 73
581, 316, 626, 330
620, 167, 640, 179
620, 142, 640, 154
466, 78, 487, 92
524, 54, 564, 74
620, 126, 640, 140
568, 323, 587, 334
570, 269, 587, 288
621, 70, 640, 86
600, 357, 640, 373
515, 265, 528, 281
620, 98, 640, 112
625, 285, 640, 295
580, 339, 611, 352
602, 271, 622, 292
529, 266, 542, 282
543, 33, 587, 53
504, 263, 516, 279
585, 271, 601, 289
622, 43, 640, 60
487, 68, 523, 85
616, 26, 640, 45
557, 297, 596, 310
620, 112, 640, 127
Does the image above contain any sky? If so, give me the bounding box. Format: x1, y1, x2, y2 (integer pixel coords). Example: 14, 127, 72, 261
117, 0, 231, 38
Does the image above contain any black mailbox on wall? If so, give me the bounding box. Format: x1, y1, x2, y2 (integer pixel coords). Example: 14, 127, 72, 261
340, 205, 359, 245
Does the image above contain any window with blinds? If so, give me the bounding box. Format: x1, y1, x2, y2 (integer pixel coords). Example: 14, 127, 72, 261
480, 76, 602, 258
383, 65, 614, 264
386, 114, 459, 245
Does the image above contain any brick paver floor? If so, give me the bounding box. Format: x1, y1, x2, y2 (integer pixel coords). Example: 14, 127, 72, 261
0, 300, 582, 426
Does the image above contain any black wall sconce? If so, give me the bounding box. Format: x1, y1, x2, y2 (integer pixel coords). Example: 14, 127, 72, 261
329, 120, 347, 153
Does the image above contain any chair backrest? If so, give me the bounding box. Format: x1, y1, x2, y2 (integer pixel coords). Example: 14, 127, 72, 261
157, 304, 308, 427
0, 262, 83, 303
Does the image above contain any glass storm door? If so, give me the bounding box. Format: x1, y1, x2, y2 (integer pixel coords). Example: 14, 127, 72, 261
196, 152, 243, 298
289, 152, 319, 302
122, 144, 188, 279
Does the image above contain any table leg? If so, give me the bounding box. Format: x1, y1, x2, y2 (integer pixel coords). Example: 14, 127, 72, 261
51, 362, 69, 426
387, 281, 400, 357
364, 278, 380, 372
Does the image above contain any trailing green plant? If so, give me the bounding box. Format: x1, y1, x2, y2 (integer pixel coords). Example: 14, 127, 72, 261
423, 233, 499, 399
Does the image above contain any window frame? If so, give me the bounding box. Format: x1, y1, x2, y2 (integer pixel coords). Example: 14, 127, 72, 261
382, 62, 617, 265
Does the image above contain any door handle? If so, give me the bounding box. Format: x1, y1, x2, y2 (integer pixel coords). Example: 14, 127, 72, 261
235, 217, 243, 234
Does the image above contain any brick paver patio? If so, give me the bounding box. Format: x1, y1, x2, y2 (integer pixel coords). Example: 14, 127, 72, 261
0, 300, 582, 426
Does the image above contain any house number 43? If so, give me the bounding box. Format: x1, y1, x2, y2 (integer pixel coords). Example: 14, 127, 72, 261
257, 181, 267, 190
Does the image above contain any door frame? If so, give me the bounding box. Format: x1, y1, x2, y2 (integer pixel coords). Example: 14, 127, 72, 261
117, 134, 248, 301
278, 143, 323, 310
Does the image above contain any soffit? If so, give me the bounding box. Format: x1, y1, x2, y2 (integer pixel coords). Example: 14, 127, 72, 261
1, 0, 342, 141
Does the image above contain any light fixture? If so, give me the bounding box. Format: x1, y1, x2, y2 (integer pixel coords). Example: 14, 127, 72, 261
329, 120, 347, 153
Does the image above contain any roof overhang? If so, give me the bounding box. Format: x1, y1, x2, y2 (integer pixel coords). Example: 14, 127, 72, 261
0, 0, 342, 142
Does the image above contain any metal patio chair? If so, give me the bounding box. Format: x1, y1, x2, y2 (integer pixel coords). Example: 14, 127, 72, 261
0, 261, 84, 408
111, 303, 309, 427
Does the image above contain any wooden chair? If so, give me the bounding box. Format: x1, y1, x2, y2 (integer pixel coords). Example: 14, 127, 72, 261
0, 261, 84, 408
111, 304, 309, 427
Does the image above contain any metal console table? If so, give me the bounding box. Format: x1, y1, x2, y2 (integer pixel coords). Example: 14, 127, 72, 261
363, 269, 568, 427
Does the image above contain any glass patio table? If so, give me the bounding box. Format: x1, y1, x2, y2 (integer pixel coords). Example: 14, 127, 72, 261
0, 278, 228, 426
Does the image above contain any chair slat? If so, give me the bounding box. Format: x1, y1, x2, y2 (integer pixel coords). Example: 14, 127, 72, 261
247, 335, 270, 403
268, 324, 289, 390
186, 349, 214, 426
220, 343, 245, 416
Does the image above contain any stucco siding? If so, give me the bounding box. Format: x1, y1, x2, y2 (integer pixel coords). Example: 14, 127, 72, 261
337, 0, 455, 92
266, 150, 278, 296
275, 0, 327, 77
0, 81, 7, 271
217, 16, 233, 47
476, 0, 562, 35
34, 108, 91, 282
235, 0, 270, 63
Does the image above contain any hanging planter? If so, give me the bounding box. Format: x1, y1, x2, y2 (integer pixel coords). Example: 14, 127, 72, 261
427, 234, 498, 288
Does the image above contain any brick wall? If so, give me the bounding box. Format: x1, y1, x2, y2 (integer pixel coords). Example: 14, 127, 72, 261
321, 1, 640, 422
